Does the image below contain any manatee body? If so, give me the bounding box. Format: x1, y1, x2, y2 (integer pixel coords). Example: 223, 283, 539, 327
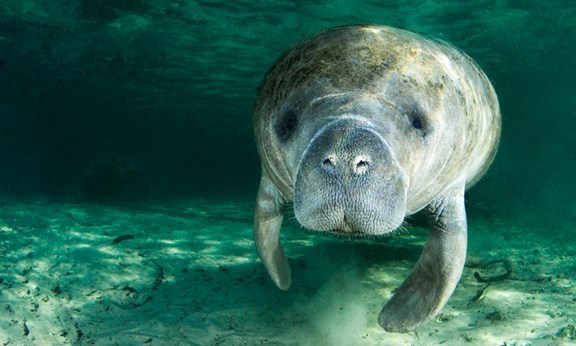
252, 25, 500, 332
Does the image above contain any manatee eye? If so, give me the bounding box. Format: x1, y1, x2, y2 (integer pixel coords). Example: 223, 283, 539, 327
408, 108, 430, 137
275, 110, 298, 142
412, 118, 423, 130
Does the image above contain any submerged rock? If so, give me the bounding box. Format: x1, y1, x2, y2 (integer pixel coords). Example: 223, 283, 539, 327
558, 324, 576, 340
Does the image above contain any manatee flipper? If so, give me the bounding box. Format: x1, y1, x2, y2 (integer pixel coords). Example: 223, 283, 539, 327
254, 172, 291, 290
379, 186, 467, 332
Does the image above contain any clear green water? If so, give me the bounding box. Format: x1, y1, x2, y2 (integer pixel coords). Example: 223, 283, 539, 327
0, 1, 575, 345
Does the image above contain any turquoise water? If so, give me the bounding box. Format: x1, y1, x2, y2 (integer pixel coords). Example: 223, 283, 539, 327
0, 1, 575, 345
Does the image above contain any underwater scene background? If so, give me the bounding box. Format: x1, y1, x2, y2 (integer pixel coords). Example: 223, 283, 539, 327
0, 1, 575, 345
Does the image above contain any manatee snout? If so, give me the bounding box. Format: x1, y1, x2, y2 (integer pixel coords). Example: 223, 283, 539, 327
294, 120, 407, 235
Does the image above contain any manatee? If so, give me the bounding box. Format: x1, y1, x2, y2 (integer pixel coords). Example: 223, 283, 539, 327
252, 25, 501, 332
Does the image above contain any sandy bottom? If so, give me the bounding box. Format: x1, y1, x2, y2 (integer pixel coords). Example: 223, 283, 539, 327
0, 198, 575, 345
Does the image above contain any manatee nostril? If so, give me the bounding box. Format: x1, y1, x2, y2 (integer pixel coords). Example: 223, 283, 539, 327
353, 156, 370, 175
322, 155, 336, 167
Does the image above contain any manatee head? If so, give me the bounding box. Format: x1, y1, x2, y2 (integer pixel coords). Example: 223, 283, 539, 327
267, 92, 431, 236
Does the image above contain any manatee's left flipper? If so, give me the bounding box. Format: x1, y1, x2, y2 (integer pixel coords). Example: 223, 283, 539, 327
253, 172, 291, 290
379, 186, 467, 332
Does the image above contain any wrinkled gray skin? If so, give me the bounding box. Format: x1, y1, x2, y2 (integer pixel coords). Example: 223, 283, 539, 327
253, 25, 501, 332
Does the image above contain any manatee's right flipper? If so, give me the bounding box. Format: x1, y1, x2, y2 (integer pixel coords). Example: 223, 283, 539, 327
253, 172, 291, 290
379, 186, 467, 332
